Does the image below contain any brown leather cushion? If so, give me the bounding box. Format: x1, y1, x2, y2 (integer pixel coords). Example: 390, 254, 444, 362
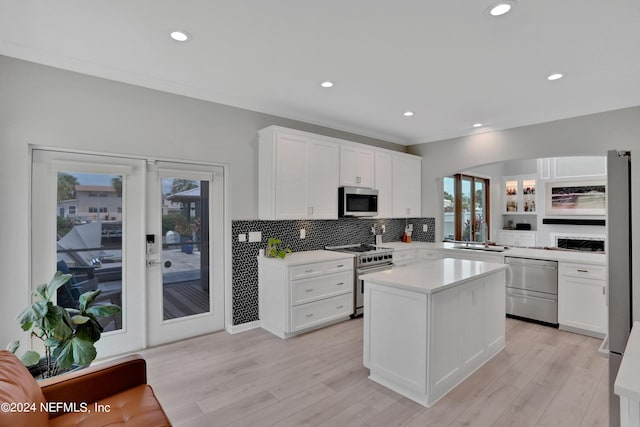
48, 384, 171, 427
0, 350, 48, 427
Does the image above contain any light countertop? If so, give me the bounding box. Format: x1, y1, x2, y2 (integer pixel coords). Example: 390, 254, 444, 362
360, 258, 508, 294
379, 241, 607, 266
615, 321, 640, 402
258, 249, 354, 266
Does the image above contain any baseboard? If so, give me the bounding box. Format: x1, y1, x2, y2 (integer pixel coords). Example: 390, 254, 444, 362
226, 320, 261, 334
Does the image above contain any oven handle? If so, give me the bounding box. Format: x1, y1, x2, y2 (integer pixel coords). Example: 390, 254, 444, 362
357, 263, 395, 275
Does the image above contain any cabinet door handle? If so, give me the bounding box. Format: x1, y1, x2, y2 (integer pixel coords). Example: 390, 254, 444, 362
337, 305, 344, 309
603, 286, 606, 295
305, 269, 314, 273
336, 264, 344, 268
305, 288, 314, 293
305, 313, 314, 318
308, 206, 314, 215
336, 282, 344, 286
356, 176, 361, 184
577, 269, 589, 273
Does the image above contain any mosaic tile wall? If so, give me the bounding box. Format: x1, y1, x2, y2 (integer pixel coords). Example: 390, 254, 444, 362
231, 217, 435, 325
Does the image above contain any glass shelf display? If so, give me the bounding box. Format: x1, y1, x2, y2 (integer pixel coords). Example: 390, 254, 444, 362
503, 176, 536, 214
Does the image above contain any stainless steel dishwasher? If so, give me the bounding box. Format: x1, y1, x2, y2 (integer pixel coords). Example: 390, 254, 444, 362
505, 257, 558, 325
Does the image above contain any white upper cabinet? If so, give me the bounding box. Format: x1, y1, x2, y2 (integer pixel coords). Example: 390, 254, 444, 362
392, 153, 422, 217
259, 128, 339, 219
307, 137, 340, 218
374, 151, 393, 218
340, 145, 374, 188
259, 126, 422, 219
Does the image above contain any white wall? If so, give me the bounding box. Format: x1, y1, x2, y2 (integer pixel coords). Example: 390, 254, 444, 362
0, 55, 405, 347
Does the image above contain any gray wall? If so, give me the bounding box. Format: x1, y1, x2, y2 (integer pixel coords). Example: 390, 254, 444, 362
0, 55, 405, 346
408, 106, 640, 321
408, 106, 640, 235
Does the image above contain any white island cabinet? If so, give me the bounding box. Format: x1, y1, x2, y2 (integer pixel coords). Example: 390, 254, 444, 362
362, 258, 507, 407
259, 250, 354, 339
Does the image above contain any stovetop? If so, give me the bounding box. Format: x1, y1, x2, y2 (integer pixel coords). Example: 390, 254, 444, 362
325, 244, 391, 253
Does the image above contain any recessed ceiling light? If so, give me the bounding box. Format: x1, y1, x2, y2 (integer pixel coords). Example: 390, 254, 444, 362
403, 111, 414, 117
547, 73, 564, 81
320, 81, 334, 88
170, 31, 191, 42
488, 1, 515, 16
473, 123, 483, 128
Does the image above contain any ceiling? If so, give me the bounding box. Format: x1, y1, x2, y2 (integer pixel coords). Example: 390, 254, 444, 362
2, 1, 640, 145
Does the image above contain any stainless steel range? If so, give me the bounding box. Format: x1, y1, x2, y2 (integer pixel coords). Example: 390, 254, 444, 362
325, 244, 394, 317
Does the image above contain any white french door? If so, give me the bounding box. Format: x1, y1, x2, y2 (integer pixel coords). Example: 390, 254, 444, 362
31, 150, 226, 358
32, 150, 146, 357
146, 161, 225, 345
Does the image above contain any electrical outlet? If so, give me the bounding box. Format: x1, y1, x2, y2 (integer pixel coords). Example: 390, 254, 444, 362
423, 224, 429, 232
300, 228, 306, 239
248, 231, 262, 242
238, 233, 247, 242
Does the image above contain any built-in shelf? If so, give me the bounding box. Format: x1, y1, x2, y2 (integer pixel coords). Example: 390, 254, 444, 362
542, 218, 606, 226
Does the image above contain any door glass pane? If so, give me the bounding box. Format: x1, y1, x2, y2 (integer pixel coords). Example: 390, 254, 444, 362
460, 178, 472, 241
161, 178, 210, 320
475, 180, 487, 242
443, 177, 456, 240
56, 172, 123, 332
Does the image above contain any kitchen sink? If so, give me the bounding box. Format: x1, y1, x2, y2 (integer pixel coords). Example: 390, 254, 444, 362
452, 245, 508, 252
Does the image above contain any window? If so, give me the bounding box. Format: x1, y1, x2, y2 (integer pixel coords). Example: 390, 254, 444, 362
68, 206, 76, 215
88, 207, 97, 213
99, 207, 108, 213
99, 192, 108, 197
443, 174, 490, 242
89, 192, 98, 197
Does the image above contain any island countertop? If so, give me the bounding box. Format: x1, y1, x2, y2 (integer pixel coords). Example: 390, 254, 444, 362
360, 257, 508, 294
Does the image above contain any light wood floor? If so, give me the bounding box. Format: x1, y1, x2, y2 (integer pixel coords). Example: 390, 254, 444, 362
142, 318, 608, 427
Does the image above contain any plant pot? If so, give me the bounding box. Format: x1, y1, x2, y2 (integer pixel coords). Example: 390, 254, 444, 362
27, 357, 85, 380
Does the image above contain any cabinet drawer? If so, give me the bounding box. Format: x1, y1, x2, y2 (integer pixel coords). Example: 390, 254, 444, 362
290, 258, 352, 280
290, 271, 353, 306
559, 263, 606, 280
291, 293, 353, 332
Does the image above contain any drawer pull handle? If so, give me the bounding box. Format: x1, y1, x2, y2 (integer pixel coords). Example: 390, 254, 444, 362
577, 269, 589, 273
337, 282, 344, 286
603, 287, 606, 295
305, 288, 314, 293
337, 305, 344, 309
305, 269, 314, 273
305, 313, 314, 318
336, 264, 344, 268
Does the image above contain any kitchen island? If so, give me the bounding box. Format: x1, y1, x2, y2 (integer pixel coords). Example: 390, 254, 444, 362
362, 257, 508, 407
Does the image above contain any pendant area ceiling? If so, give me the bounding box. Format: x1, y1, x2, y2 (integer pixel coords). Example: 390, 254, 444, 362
1, 0, 639, 145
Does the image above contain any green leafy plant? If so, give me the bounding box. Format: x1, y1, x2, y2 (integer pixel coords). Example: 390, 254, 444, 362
266, 237, 292, 259
13, 271, 120, 378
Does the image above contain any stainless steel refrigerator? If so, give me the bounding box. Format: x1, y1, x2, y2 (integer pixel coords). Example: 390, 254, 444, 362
608, 150, 632, 427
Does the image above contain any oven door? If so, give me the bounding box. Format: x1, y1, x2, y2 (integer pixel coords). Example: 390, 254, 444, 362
355, 263, 394, 316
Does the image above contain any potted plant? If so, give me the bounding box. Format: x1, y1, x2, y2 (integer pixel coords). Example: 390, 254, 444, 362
10, 271, 121, 379
266, 237, 292, 259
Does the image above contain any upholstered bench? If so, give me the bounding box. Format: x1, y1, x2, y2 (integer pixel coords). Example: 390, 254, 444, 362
0, 350, 171, 426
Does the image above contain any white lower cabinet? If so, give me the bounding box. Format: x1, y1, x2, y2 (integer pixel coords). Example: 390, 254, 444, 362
558, 262, 608, 338
259, 254, 354, 339
393, 248, 417, 267
430, 274, 505, 401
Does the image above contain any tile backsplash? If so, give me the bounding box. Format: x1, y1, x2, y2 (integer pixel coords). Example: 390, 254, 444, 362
231, 217, 435, 325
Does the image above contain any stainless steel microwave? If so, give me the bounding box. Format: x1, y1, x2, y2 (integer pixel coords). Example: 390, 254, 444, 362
339, 186, 378, 217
